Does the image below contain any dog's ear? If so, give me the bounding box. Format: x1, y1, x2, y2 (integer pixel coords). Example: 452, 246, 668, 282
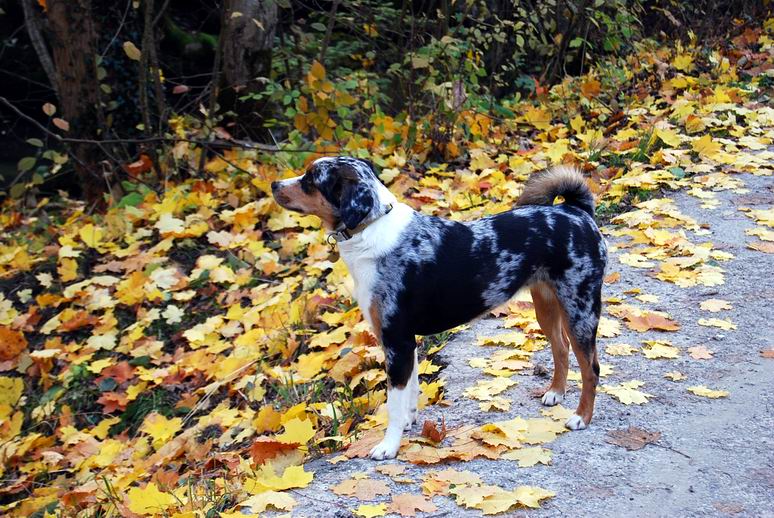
340, 179, 374, 230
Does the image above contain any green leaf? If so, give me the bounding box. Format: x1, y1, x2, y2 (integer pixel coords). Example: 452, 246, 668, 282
310, 22, 326, 32
669, 166, 686, 179
10, 183, 26, 198
26, 138, 44, 148
17, 156, 36, 172
117, 192, 144, 208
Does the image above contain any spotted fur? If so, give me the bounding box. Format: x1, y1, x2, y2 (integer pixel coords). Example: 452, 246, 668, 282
272, 157, 607, 459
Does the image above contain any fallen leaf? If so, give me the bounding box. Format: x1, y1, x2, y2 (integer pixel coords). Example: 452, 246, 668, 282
126, 483, 177, 515
421, 417, 447, 443
698, 318, 737, 330
625, 312, 680, 332
353, 503, 388, 518
0, 326, 27, 360
605, 343, 637, 356
239, 491, 297, 513
687, 385, 729, 398
664, 371, 686, 381
641, 340, 680, 359
687, 346, 714, 359
699, 299, 732, 312
501, 446, 552, 467
375, 464, 406, 477
761, 348, 774, 359
600, 381, 653, 405
388, 493, 438, 517
748, 241, 774, 253
332, 477, 390, 500
605, 426, 661, 450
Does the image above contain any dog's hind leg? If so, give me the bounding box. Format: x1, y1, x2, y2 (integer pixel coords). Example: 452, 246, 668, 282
554, 278, 603, 430
370, 333, 415, 460
531, 282, 570, 406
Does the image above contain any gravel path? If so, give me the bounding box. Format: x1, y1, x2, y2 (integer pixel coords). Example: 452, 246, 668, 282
292, 172, 774, 517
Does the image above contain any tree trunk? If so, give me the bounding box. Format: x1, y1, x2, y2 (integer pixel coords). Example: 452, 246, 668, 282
218, 0, 278, 139
47, 0, 105, 205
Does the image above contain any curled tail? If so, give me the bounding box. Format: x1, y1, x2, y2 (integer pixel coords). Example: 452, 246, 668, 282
516, 165, 595, 217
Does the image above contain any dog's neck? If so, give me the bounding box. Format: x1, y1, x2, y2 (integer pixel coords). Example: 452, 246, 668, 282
336, 201, 414, 259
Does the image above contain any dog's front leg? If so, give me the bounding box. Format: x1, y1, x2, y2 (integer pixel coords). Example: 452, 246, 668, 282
369, 336, 416, 460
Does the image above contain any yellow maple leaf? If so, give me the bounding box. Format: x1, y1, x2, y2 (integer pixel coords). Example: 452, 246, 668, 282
597, 316, 622, 338
78, 224, 104, 248
0, 377, 23, 407
239, 491, 297, 513
655, 127, 682, 147
673, 53, 694, 72
697, 317, 736, 330
245, 464, 314, 494
606, 343, 637, 356
353, 503, 387, 518
664, 371, 686, 381
691, 134, 721, 157
688, 385, 729, 398
476, 332, 527, 347
126, 482, 177, 515
600, 381, 652, 405
641, 340, 679, 359
501, 446, 552, 467
463, 378, 517, 401
511, 485, 556, 509
141, 412, 182, 449
276, 417, 315, 445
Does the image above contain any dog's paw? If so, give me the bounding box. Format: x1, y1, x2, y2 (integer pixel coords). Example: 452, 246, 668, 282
541, 390, 564, 406
565, 414, 588, 431
369, 437, 401, 460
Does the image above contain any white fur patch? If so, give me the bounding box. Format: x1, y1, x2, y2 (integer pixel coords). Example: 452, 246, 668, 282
565, 413, 588, 430
338, 202, 413, 328
406, 350, 420, 429
370, 385, 411, 460
541, 390, 565, 406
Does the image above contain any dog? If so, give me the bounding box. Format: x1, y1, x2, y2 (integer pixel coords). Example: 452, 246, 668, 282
272, 157, 607, 460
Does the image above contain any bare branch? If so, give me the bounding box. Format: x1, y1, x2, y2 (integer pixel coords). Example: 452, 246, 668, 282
20, 0, 59, 94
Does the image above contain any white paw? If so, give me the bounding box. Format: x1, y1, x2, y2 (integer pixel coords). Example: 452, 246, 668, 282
565, 414, 588, 431
410, 407, 419, 423
369, 437, 401, 460
541, 390, 565, 406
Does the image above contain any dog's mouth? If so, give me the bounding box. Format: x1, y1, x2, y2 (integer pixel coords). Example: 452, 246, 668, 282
272, 191, 306, 214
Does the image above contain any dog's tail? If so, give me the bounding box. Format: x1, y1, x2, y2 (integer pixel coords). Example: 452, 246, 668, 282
516, 165, 595, 217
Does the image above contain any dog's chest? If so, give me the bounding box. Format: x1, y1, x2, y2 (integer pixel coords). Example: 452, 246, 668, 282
342, 253, 380, 328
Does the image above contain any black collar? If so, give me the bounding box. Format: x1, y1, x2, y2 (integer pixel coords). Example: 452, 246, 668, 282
327, 203, 394, 243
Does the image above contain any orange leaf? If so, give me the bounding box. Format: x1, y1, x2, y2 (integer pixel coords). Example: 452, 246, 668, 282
581, 79, 601, 99
123, 154, 153, 178
421, 417, 447, 443
95, 361, 135, 385
0, 326, 28, 361
388, 493, 438, 517
625, 312, 680, 332
249, 437, 299, 466
97, 392, 129, 412
59, 311, 99, 332
332, 477, 390, 500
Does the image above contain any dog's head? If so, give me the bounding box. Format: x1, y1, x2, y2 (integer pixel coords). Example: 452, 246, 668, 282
271, 157, 384, 230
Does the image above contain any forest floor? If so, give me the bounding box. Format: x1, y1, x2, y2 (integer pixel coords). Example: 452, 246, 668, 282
2, 19, 774, 518
294, 171, 774, 517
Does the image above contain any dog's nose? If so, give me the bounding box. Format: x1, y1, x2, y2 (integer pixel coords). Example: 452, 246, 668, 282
271, 181, 279, 191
